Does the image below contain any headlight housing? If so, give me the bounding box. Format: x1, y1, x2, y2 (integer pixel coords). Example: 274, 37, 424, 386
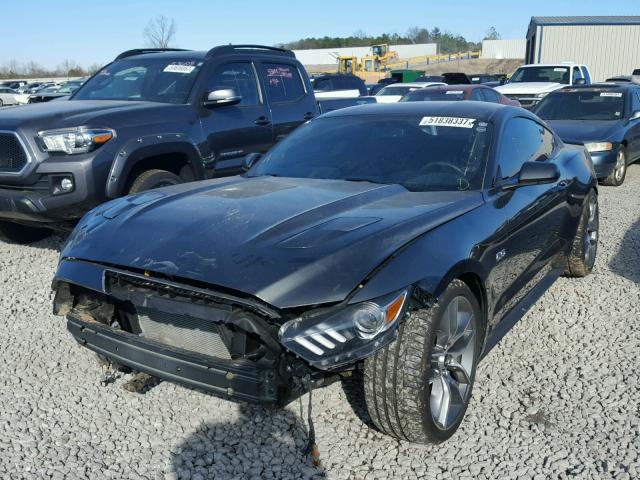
279, 289, 409, 370
535, 92, 550, 99
39, 127, 115, 154
584, 142, 613, 153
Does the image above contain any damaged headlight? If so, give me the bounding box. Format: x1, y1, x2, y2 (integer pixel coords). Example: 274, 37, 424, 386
279, 289, 409, 370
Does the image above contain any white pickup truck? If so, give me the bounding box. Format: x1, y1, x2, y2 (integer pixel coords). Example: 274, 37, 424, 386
496, 63, 592, 109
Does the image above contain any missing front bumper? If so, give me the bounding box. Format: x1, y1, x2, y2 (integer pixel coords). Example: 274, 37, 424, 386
68, 315, 299, 406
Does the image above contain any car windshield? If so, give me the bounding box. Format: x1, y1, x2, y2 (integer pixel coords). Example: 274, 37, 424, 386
401, 89, 465, 102
39, 87, 59, 93
377, 85, 417, 96
73, 57, 203, 103
510, 66, 570, 84
535, 90, 625, 121
250, 114, 492, 192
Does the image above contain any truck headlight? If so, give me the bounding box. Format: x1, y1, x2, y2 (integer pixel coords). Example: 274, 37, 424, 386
279, 289, 408, 370
535, 92, 549, 99
39, 127, 115, 154
584, 142, 613, 153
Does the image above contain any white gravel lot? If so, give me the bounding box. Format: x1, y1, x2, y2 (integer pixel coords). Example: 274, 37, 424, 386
1, 166, 639, 480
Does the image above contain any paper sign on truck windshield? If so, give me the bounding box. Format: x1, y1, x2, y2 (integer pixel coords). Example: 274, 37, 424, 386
419, 116, 476, 128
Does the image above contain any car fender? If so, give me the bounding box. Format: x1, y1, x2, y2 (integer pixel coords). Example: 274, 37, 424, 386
106, 133, 204, 198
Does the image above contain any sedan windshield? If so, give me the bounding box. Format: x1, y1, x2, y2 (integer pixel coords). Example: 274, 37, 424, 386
250, 115, 492, 192
510, 66, 569, 84
401, 90, 465, 102
377, 86, 418, 96
535, 90, 625, 121
73, 57, 203, 103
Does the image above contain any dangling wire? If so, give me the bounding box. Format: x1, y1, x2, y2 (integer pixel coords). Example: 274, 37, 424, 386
303, 375, 321, 468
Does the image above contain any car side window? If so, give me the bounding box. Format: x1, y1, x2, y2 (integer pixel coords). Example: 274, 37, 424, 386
631, 90, 640, 113
206, 62, 259, 106
470, 89, 483, 101
314, 78, 332, 91
482, 88, 501, 103
572, 67, 583, 84
580, 66, 591, 84
261, 63, 306, 102
498, 118, 555, 179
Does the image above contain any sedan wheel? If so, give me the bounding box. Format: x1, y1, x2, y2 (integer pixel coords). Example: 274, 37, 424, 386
429, 296, 476, 430
564, 189, 599, 277
602, 147, 627, 186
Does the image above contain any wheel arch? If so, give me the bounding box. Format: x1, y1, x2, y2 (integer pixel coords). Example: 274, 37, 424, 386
106, 136, 204, 198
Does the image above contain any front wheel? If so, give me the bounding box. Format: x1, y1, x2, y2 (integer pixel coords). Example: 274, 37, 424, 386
564, 189, 599, 277
0, 221, 52, 244
363, 279, 481, 443
128, 169, 182, 194
601, 147, 627, 186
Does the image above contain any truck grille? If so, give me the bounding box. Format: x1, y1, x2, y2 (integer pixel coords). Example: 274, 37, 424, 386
135, 306, 232, 359
0, 133, 28, 173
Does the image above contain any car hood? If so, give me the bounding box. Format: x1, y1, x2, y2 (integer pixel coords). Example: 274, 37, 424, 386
63, 176, 483, 309
0, 99, 190, 130
545, 120, 623, 144
496, 82, 564, 95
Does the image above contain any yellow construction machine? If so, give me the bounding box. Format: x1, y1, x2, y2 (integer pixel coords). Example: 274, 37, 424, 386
337, 44, 399, 82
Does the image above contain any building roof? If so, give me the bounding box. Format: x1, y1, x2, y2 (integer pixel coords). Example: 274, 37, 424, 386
528, 16, 640, 38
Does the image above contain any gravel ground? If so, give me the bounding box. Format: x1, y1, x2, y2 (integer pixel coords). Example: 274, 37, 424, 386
1, 166, 639, 480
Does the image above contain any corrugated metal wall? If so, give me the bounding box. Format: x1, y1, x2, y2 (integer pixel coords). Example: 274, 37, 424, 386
293, 43, 437, 65
538, 25, 640, 81
481, 39, 526, 59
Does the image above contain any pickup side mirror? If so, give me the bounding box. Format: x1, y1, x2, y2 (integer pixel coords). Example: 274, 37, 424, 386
574, 78, 586, 85
499, 161, 560, 190
242, 152, 262, 172
630, 110, 640, 121
204, 88, 241, 107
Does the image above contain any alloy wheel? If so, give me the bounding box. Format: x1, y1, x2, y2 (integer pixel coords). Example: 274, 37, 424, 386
429, 296, 476, 430
614, 150, 626, 184
583, 194, 598, 268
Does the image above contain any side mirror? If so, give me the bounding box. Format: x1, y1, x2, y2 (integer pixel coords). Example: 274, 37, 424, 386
499, 161, 560, 190
242, 152, 262, 172
630, 110, 640, 121
574, 78, 586, 85
204, 88, 241, 107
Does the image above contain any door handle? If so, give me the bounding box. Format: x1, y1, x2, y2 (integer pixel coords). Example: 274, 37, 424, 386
254, 116, 271, 126
303, 112, 315, 120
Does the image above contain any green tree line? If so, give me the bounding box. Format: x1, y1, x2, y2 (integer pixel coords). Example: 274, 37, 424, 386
278, 26, 500, 54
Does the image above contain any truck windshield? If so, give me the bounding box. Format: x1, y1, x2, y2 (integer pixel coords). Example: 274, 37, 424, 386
73, 57, 203, 104
510, 66, 570, 84
250, 115, 492, 192
535, 90, 625, 121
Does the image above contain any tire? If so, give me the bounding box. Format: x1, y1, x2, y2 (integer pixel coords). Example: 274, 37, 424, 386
601, 147, 627, 186
0, 99, 3, 107
0, 221, 52, 244
363, 279, 482, 444
564, 189, 599, 278
128, 169, 182, 194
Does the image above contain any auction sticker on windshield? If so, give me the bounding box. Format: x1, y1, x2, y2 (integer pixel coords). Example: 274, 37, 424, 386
164, 63, 196, 74
600, 92, 623, 97
419, 116, 476, 128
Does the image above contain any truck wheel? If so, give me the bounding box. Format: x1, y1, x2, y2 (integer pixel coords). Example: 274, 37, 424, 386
0, 221, 52, 244
601, 147, 627, 186
564, 190, 598, 278
128, 169, 182, 194
363, 279, 481, 444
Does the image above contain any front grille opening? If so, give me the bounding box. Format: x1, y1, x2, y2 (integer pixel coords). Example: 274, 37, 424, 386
0, 133, 28, 173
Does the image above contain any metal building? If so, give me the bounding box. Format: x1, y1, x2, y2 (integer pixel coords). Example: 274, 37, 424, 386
526, 16, 640, 81
481, 39, 526, 60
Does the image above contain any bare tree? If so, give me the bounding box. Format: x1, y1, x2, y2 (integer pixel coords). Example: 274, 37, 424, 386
484, 26, 501, 41
144, 15, 177, 48
58, 59, 80, 78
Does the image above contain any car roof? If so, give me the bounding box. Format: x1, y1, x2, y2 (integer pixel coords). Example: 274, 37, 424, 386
383, 82, 445, 89
322, 101, 515, 122
420, 84, 490, 92
126, 51, 208, 62
557, 83, 638, 92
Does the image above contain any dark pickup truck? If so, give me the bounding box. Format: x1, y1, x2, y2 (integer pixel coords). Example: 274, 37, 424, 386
0, 45, 373, 243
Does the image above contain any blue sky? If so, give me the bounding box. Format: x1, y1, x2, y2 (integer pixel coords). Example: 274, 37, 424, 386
1, 0, 638, 69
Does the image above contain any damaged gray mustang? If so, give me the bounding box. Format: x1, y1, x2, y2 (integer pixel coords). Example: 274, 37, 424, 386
53, 102, 598, 444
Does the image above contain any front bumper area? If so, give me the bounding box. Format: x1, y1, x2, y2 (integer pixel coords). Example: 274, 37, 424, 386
589, 149, 618, 179
68, 315, 293, 405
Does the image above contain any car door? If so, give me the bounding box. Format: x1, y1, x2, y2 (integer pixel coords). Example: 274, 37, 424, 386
256, 61, 318, 142
198, 61, 274, 176
488, 117, 569, 325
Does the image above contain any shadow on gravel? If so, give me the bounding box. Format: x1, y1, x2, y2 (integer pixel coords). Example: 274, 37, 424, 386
341, 369, 377, 430
0, 231, 67, 252
609, 217, 640, 284
170, 403, 326, 479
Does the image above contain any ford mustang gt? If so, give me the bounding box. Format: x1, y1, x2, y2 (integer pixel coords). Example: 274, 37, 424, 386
52, 102, 598, 444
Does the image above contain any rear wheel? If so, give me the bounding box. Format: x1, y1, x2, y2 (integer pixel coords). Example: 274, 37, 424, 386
564, 189, 598, 277
0, 221, 52, 244
363, 279, 481, 443
128, 169, 182, 194
601, 147, 627, 186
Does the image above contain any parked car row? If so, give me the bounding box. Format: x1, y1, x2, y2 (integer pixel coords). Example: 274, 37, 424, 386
0, 44, 631, 447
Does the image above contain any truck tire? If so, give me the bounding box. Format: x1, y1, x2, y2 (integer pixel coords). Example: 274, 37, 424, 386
564, 189, 598, 278
0, 221, 52, 244
363, 279, 482, 444
601, 147, 627, 186
128, 169, 182, 194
